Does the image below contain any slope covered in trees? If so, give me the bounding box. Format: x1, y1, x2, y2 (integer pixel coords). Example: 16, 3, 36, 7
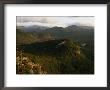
17, 39, 94, 74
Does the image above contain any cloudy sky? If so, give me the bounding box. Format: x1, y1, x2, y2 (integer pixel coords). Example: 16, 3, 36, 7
17, 16, 94, 27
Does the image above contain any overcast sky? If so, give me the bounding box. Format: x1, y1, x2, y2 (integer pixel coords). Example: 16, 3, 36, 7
17, 16, 94, 27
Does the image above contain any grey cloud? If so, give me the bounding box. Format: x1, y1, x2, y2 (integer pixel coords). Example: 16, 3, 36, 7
17, 16, 57, 24
16, 16, 94, 27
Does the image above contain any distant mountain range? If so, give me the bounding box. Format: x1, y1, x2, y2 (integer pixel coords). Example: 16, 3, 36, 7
17, 25, 94, 32
16, 24, 94, 45
16, 25, 49, 32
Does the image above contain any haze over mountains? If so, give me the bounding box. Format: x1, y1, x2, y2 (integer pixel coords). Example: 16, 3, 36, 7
17, 24, 94, 32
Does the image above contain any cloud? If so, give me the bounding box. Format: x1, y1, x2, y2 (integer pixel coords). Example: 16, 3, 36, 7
17, 17, 57, 23
70, 17, 94, 26
17, 16, 94, 27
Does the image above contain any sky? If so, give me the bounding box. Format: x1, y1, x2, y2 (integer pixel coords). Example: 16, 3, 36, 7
17, 16, 94, 27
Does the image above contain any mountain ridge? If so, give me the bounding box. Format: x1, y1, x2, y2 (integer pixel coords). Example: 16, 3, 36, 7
17, 24, 94, 32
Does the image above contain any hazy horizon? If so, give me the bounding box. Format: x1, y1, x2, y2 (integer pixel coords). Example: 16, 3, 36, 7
17, 16, 94, 28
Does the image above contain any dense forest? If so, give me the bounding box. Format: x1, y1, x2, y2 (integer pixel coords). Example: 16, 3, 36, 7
16, 25, 94, 74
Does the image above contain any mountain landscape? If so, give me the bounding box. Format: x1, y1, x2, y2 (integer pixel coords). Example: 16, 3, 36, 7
16, 24, 94, 74
16, 16, 94, 74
